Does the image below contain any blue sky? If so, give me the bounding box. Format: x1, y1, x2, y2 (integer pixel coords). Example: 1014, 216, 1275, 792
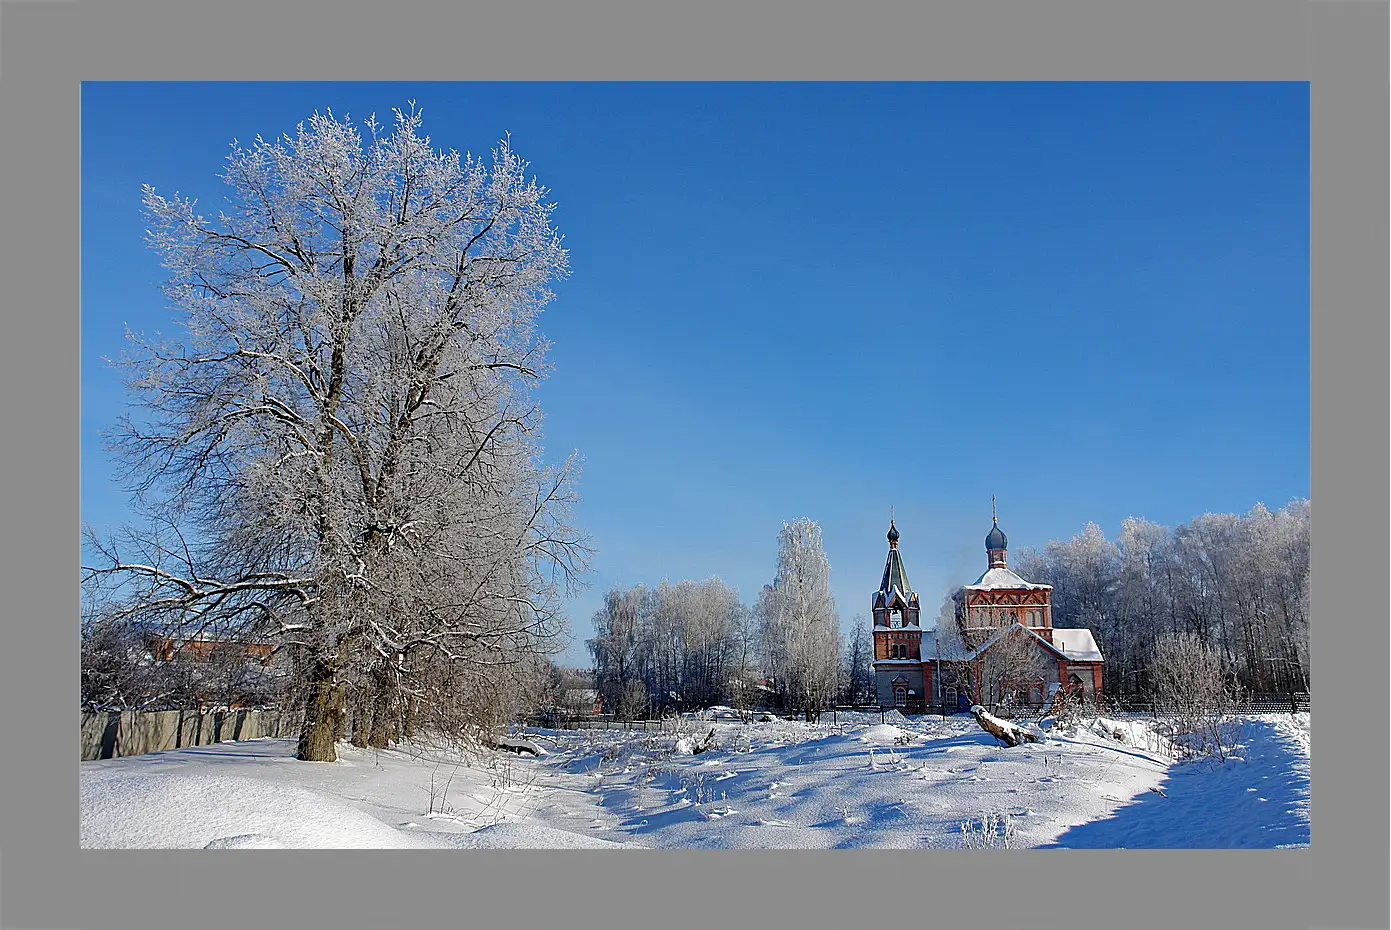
81, 82, 1310, 666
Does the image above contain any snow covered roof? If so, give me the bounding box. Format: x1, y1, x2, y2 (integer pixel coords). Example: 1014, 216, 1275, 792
963, 567, 1052, 591
1052, 628, 1104, 662
947, 622, 1103, 665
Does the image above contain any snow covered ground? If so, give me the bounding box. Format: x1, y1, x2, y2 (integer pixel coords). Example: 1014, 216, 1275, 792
80, 711, 1310, 850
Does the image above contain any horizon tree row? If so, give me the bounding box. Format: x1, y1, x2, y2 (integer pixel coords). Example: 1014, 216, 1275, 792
588, 518, 847, 720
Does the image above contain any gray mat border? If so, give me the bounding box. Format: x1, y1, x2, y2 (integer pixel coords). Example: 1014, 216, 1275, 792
1, 1, 1382, 929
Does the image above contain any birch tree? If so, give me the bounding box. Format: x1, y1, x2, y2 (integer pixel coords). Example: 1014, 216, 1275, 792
758, 518, 840, 720
81, 105, 586, 760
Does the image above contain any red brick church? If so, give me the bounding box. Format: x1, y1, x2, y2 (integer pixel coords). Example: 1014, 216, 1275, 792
871, 508, 1104, 712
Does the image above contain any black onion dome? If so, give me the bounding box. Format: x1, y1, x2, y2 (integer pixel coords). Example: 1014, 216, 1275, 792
985, 521, 1007, 551
887, 520, 900, 544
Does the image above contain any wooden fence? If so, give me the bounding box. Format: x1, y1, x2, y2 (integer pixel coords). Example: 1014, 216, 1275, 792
80, 708, 305, 761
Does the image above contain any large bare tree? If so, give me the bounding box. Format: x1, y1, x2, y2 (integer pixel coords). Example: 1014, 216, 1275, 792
82, 106, 586, 760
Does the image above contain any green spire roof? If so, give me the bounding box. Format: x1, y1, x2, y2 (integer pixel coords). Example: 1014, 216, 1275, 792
878, 520, 912, 602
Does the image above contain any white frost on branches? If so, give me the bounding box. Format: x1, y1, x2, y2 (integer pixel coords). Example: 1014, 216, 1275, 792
757, 518, 840, 720
82, 105, 586, 760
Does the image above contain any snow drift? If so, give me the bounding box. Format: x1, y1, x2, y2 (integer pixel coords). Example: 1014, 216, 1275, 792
81, 771, 426, 849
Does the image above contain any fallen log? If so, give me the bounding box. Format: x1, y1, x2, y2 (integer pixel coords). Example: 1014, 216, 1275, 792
970, 705, 1041, 747
493, 735, 546, 756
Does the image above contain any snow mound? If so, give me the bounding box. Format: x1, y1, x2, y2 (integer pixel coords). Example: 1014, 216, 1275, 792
879, 709, 908, 725
448, 822, 643, 849
81, 771, 425, 849
1088, 718, 1153, 747
860, 725, 911, 744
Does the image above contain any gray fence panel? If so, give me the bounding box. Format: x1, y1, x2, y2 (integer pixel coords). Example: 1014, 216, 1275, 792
80, 708, 306, 761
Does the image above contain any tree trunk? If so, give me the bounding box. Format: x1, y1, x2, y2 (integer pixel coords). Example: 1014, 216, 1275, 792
368, 680, 397, 749
970, 705, 1039, 748
349, 689, 370, 748
297, 659, 345, 761
334, 692, 350, 742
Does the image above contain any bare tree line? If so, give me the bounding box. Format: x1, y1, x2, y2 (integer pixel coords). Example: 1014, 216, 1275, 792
589, 518, 846, 720
1008, 499, 1310, 699
586, 579, 753, 719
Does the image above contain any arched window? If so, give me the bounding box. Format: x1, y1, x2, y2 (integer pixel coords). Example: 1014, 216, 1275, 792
893, 686, 907, 706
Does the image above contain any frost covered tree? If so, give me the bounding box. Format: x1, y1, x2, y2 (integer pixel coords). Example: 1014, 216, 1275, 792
1148, 631, 1241, 760
839, 620, 874, 705
933, 588, 970, 658
1008, 500, 1309, 700
757, 518, 840, 720
588, 578, 744, 716
81, 106, 586, 761
1111, 516, 1174, 695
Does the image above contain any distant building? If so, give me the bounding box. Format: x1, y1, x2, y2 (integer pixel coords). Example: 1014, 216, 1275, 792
143, 629, 274, 665
870, 510, 1104, 711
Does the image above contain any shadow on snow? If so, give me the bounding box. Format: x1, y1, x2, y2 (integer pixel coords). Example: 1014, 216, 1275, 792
1043, 720, 1309, 849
